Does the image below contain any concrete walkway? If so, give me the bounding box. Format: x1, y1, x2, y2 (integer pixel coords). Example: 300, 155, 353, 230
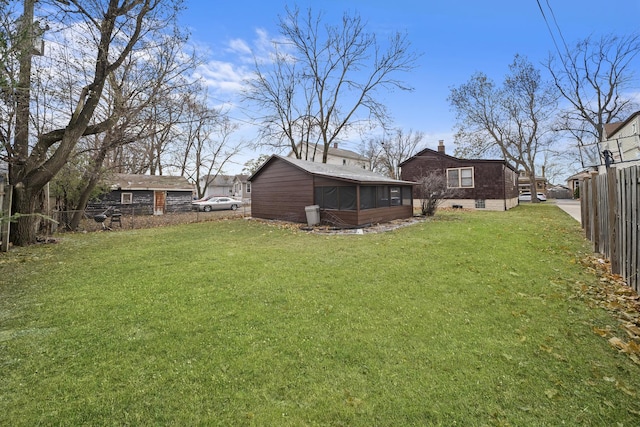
554, 199, 581, 223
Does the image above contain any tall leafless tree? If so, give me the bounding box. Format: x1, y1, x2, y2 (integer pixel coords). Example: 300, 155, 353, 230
244, 6, 418, 163
377, 128, 424, 179
449, 55, 558, 202
173, 91, 245, 199
5, 0, 183, 246
545, 33, 640, 167
48, 31, 199, 231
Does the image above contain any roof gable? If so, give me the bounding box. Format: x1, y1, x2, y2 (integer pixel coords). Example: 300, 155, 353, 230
604, 110, 640, 138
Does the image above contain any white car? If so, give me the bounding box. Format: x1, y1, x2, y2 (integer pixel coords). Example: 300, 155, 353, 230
518, 192, 547, 202
193, 196, 243, 212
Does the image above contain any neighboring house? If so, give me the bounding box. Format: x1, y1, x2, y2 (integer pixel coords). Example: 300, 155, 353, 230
288, 142, 369, 169
249, 155, 414, 227
518, 169, 548, 195
566, 170, 593, 195
399, 141, 519, 211
232, 174, 251, 201
88, 173, 194, 215
199, 174, 234, 198
600, 111, 640, 171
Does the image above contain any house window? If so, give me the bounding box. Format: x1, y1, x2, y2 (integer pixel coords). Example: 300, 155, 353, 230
447, 167, 474, 188
246, 182, 251, 193
376, 186, 389, 207
315, 186, 357, 210
475, 199, 486, 209
402, 186, 412, 206
339, 186, 357, 210
360, 186, 376, 210
121, 193, 132, 204
390, 186, 401, 206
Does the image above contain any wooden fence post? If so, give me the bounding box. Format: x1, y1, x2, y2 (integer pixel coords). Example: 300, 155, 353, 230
607, 168, 620, 274
589, 171, 600, 252
1, 183, 12, 252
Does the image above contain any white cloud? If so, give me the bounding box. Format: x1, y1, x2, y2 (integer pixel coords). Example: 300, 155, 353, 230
228, 38, 252, 56
195, 60, 252, 94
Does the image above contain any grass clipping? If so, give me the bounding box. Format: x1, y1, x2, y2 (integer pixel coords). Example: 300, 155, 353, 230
579, 255, 640, 365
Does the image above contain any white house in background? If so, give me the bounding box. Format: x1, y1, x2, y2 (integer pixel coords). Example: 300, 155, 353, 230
600, 111, 640, 172
288, 142, 369, 169
232, 174, 251, 201
199, 174, 234, 198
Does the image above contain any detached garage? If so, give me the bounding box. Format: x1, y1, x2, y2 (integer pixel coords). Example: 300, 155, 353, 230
248, 155, 415, 227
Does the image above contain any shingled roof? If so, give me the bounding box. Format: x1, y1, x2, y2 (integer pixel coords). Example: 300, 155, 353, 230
250, 155, 414, 185
108, 173, 193, 191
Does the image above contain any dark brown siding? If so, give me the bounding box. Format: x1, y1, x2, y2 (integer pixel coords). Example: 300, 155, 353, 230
323, 206, 413, 226
504, 167, 519, 199
251, 160, 314, 222
401, 152, 515, 200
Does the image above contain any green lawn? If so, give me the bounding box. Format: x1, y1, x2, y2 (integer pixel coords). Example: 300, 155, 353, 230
1, 205, 639, 425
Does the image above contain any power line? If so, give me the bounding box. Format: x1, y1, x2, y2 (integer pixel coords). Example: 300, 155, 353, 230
535, 0, 564, 60
545, 0, 571, 57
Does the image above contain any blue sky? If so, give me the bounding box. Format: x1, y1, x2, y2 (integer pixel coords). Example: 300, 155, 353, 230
178, 0, 640, 175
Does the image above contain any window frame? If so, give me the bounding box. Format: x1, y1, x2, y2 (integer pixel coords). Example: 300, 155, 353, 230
446, 167, 475, 188
121, 192, 133, 204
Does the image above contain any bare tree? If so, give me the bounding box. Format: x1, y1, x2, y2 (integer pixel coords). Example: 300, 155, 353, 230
6, 0, 183, 246
448, 55, 558, 202
169, 90, 245, 199
245, 6, 418, 162
377, 128, 424, 179
357, 137, 384, 172
546, 33, 640, 167
415, 171, 458, 216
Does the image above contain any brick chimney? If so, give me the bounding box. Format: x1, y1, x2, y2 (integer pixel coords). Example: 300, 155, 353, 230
333, 142, 338, 149
437, 140, 445, 154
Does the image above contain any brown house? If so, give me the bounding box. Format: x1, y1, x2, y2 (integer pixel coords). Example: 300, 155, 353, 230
249, 155, 415, 226
399, 141, 519, 211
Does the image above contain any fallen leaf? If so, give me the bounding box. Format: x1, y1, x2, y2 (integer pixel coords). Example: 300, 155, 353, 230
626, 340, 640, 355
539, 344, 553, 353
609, 337, 628, 352
624, 323, 640, 336
616, 382, 636, 397
545, 389, 559, 399
593, 327, 609, 337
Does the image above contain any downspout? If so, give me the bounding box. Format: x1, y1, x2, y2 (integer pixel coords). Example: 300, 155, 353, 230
503, 165, 507, 211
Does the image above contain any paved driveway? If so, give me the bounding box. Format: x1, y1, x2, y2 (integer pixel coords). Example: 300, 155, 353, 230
554, 199, 581, 223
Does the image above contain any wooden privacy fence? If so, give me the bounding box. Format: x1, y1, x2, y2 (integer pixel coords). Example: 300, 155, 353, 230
581, 166, 640, 292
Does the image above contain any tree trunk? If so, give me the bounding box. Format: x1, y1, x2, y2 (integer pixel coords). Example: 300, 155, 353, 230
528, 169, 539, 204
67, 144, 112, 231
68, 175, 100, 231
10, 183, 38, 245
